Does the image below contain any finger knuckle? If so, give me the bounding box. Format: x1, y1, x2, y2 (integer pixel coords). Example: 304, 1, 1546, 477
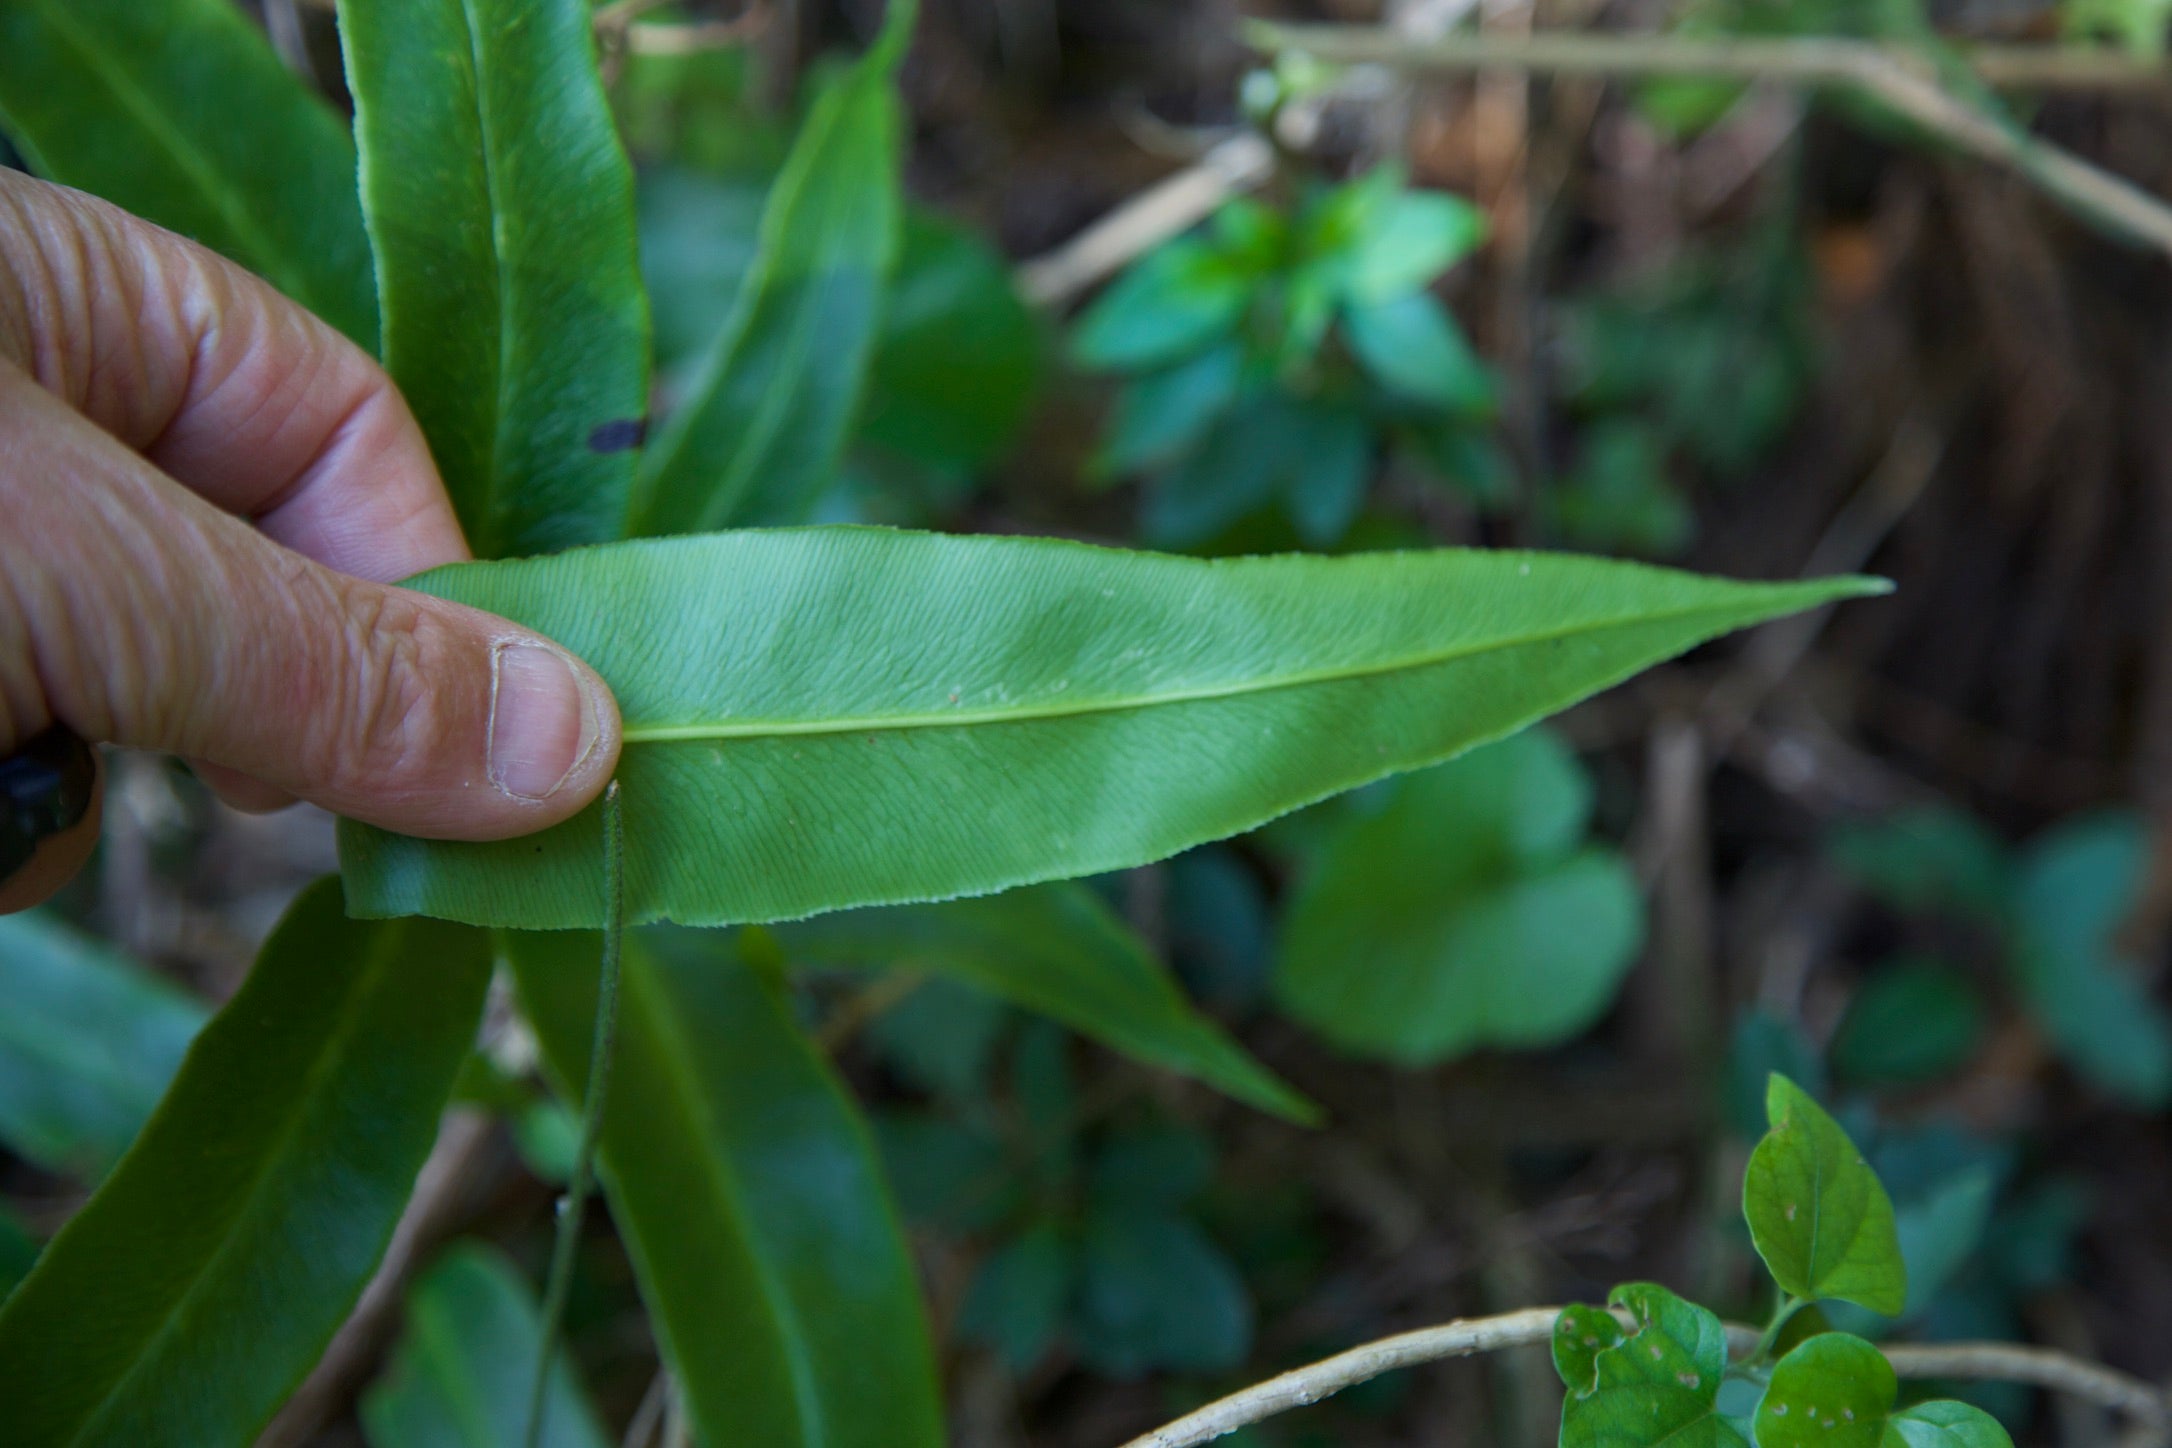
319, 581, 464, 794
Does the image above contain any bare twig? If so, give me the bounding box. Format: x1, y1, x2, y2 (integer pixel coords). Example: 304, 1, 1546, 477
255, 1110, 501, 1448
1120, 1305, 2171, 1448
1246, 22, 2172, 260
528, 782, 626, 1448
1247, 21, 2172, 93
1016, 134, 1274, 308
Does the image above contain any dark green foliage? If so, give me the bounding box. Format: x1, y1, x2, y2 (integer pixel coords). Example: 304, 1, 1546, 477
0, 911, 205, 1180
1077, 169, 1500, 548
362, 1243, 610, 1448
0, 882, 492, 1447
1275, 729, 1644, 1064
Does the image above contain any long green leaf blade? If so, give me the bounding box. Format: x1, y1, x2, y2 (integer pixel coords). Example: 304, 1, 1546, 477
773, 883, 1316, 1122
361, 1242, 609, 1448
0, 0, 377, 347
630, 33, 902, 533
341, 529, 1886, 928
0, 912, 207, 1181
0, 880, 492, 1447
506, 931, 944, 1448
340, 0, 650, 558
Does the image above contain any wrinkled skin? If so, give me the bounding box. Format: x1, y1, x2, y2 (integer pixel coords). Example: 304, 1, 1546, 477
0, 170, 621, 911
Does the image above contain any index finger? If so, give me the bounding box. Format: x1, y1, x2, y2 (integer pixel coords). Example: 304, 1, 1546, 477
0, 168, 464, 584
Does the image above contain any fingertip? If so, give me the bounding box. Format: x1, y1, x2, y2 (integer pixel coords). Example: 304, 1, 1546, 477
484, 636, 621, 821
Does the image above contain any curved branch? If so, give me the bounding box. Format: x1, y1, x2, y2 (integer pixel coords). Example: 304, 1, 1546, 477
1120, 1306, 2171, 1448
1245, 21, 2172, 262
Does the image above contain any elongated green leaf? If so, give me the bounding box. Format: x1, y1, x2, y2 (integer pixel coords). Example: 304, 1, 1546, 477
0, 911, 206, 1180
770, 882, 1314, 1122
0, 0, 377, 347
341, 0, 649, 557
1745, 1074, 1908, 1315
361, 1242, 608, 1448
631, 25, 903, 534
343, 530, 1882, 928
506, 931, 943, 1448
0, 879, 491, 1447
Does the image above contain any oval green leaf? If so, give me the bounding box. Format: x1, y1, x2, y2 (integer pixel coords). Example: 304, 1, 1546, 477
361, 1241, 609, 1448
1559, 1282, 1744, 1448
342, 529, 1882, 929
772, 882, 1314, 1122
341, 0, 650, 557
1744, 1074, 1908, 1315
1551, 1302, 1626, 1394
631, 26, 903, 534
1275, 729, 1643, 1065
0, 0, 377, 347
1757, 1333, 2012, 1448
0, 879, 492, 1446
0, 911, 206, 1181
505, 930, 943, 1448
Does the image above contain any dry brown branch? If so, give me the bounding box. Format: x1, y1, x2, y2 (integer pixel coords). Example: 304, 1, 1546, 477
255, 1110, 500, 1448
1120, 1305, 2171, 1448
1247, 22, 2172, 261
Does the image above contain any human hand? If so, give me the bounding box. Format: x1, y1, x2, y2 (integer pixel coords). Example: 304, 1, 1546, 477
0, 170, 622, 912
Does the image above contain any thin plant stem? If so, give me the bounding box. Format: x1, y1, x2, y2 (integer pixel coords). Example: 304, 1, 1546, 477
1245, 20, 2172, 261
527, 781, 627, 1448
1748, 1293, 1807, 1364
1120, 1305, 2172, 1448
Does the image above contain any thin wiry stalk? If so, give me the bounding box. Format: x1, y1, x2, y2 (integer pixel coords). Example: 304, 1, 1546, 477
527, 781, 626, 1448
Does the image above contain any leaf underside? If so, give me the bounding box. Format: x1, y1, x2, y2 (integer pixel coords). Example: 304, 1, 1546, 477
340, 528, 1884, 928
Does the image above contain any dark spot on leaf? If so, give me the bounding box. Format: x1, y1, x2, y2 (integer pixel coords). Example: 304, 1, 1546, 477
588, 417, 648, 453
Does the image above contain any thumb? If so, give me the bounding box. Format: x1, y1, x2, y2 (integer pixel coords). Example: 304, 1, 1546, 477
4, 375, 620, 841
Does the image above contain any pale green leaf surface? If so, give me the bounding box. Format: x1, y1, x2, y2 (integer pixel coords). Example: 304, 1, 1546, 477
360, 1241, 608, 1448
632, 41, 901, 534
1558, 1282, 1743, 1448
342, 0, 649, 557
341, 529, 1884, 928
0, 911, 206, 1180
0, 0, 377, 347
506, 931, 943, 1448
0, 880, 491, 1447
1275, 730, 1643, 1064
1745, 1074, 1908, 1315
1757, 1334, 2012, 1448
771, 883, 1315, 1121
1343, 190, 1487, 302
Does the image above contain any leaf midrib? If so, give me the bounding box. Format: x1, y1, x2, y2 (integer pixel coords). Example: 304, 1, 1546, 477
619, 593, 1806, 743
30, 0, 308, 304
64, 921, 410, 1446
453, 0, 516, 556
